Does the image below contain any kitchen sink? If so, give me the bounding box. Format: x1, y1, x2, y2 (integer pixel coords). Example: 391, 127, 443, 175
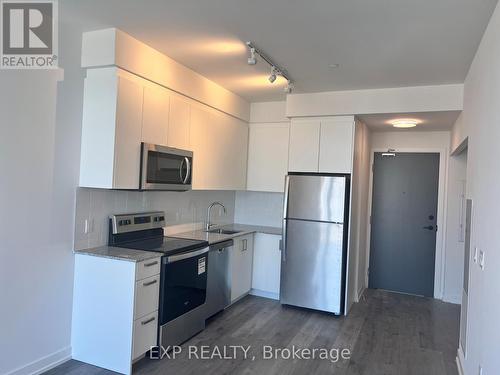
206, 228, 242, 235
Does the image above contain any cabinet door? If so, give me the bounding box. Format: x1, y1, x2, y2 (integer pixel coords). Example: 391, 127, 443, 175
215, 111, 248, 190
142, 83, 169, 146
168, 95, 190, 150
288, 119, 321, 172
247, 123, 289, 192
190, 104, 248, 190
189, 104, 213, 189
252, 233, 281, 297
231, 234, 254, 302
319, 118, 354, 173
113, 76, 143, 189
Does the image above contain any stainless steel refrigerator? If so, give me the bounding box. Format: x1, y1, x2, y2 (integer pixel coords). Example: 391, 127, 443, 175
280, 173, 350, 315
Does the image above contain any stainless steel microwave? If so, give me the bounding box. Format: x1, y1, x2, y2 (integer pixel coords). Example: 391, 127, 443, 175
140, 143, 193, 191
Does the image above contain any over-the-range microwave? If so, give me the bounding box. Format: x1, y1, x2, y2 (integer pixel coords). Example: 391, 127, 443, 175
140, 143, 193, 191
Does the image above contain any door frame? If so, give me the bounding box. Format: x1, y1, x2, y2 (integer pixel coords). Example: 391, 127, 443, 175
364, 147, 449, 300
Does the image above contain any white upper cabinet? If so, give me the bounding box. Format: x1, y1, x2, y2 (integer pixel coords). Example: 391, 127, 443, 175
141, 83, 169, 146
113, 77, 144, 189
79, 67, 249, 191
247, 123, 290, 192
318, 117, 355, 174
80, 68, 143, 189
288, 116, 354, 174
168, 95, 191, 150
190, 103, 248, 190
288, 119, 321, 172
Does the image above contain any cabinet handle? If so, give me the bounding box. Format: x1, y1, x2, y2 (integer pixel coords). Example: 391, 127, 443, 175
144, 261, 158, 267
143, 279, 157, 287
242, 239, 247, 251
141, 316, 156, 326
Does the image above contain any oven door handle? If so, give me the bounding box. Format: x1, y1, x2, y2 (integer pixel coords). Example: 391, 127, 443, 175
166, 247, 209, 263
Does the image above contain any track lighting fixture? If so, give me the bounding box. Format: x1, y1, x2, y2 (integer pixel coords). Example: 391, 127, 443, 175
246, 41, 294, 93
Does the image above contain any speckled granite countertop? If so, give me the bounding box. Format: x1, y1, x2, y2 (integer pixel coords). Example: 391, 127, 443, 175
173, 223, 282, 245
74, 246, 161, 263
74, 224, 281, 261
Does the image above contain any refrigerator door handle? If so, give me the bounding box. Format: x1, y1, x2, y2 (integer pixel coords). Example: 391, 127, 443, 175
283, 175, 290, 220
282, 219, 287, 262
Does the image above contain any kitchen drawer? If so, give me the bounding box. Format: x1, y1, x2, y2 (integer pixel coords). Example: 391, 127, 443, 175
136, 257, 161, 281
132, 311, 158, 360
134, 274, 160, 319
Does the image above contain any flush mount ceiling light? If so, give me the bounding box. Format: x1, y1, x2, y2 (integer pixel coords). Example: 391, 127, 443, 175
390, 118, 420, 128
246, 41, 294, 93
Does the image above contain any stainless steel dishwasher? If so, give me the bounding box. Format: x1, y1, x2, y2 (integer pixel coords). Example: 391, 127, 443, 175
204, 239, 233, 319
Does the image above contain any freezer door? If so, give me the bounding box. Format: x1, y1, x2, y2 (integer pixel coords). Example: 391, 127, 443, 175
285, 175, 346, 223
280, 219, 344, 314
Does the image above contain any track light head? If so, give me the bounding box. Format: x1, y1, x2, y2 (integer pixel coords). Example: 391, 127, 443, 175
284, 81, 294, 93
247, 47, 257, 65
268, 67, 278, 83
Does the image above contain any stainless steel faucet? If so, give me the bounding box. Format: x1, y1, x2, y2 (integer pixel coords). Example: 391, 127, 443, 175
206, 202, 227, 231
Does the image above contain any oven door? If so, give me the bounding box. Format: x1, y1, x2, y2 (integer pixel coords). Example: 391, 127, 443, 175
159, 247, 209, 325
140, 143, 192, 190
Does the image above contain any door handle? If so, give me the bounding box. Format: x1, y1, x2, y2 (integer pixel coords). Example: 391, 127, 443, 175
423, 225, 434, 230
183, 157, 191, 184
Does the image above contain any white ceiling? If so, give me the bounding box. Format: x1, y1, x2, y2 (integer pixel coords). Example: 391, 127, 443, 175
357, 111, 461, 132
61, 0, 498, 102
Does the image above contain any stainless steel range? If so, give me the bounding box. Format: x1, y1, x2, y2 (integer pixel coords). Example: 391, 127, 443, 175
109, 212, 209, 349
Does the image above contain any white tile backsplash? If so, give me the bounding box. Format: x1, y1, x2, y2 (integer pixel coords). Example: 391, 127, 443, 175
74, 188, 236, 249
234, 191, 284, 227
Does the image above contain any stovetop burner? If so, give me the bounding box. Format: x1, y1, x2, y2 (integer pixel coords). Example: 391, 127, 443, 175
118, 236, 208, 256
108, 212, 208, 256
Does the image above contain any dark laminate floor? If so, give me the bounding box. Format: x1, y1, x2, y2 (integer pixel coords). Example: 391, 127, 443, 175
46, 289, 459, 375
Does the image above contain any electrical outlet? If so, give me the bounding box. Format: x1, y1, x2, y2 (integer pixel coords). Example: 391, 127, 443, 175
479, 250, 485, 270
473, 247, 479, 263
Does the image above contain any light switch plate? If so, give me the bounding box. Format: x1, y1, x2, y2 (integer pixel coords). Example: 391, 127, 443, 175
479, 250, 485, 270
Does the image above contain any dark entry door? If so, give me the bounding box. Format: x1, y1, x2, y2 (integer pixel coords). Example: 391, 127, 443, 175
369, 152, 439, 297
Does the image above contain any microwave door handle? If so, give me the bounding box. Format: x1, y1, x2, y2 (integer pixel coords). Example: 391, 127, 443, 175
183, 157, 191, 184
179, 157, 186, 183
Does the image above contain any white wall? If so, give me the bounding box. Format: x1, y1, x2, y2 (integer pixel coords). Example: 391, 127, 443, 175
348, 119, 372, 304
368, 131, 458, 302
443, 151, 467, 304
74, 189, 236, 250
0, 75, 76, 373
451, 2, 500, 373
0, 12, 89, 373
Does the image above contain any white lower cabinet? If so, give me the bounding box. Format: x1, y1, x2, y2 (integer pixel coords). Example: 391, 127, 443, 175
230, 234, 254, 302
251, 233, 281, 299
132, 310, 158, 360
72, 254, 161, 375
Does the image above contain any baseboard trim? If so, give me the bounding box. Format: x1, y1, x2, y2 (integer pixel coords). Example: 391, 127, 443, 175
356, 286, 366, 302
5, 346, 71, 375
443, 293, 462, 305
250, 288, 279, 300
456, 348, 466, 375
